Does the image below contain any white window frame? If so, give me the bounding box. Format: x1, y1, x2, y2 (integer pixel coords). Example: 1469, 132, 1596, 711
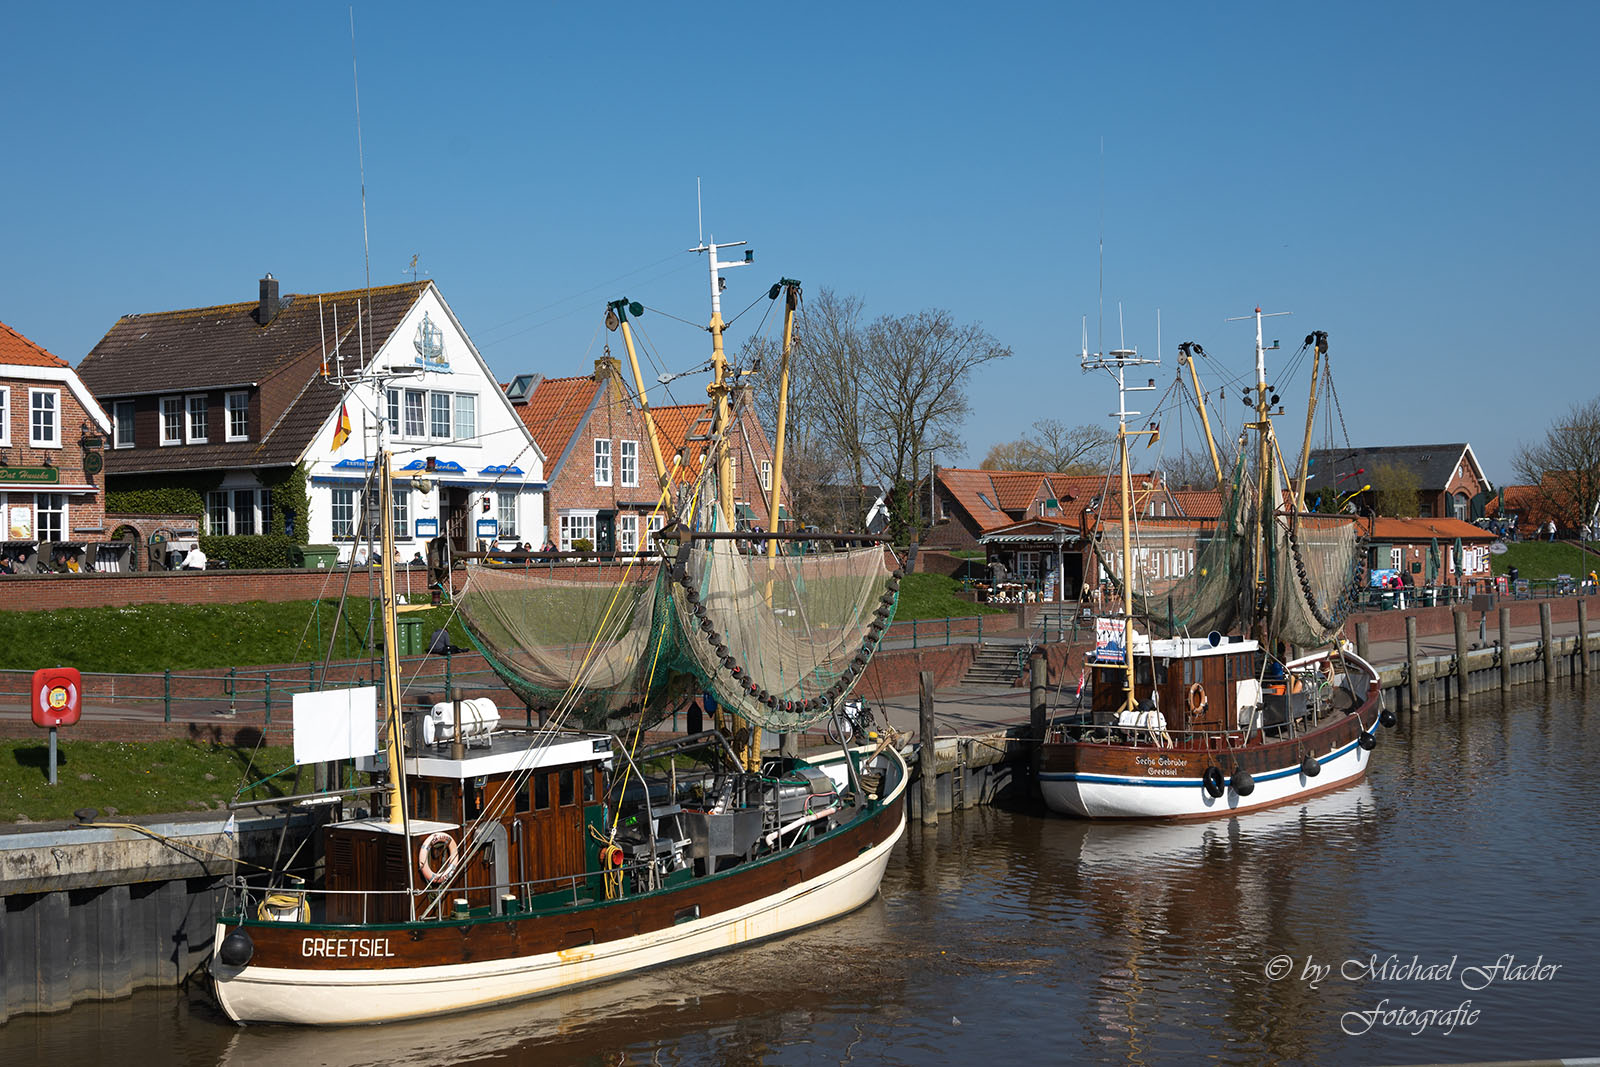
761, 460, 772, 492
225, 391, 249, 442
454, 393, 476, 440
430, 392, 452, 441
620, 440, 638, 488
160, 395, 183, 446
593, 439, 612, 486
35, 493, 66, 541
403, 389, 426, 438
207, 491, 229, 534
187, 394, 208, 444
385, 389, 401, 436
331, 487, 356, 541
113, 399, 135, 448
497, 491, 519, 540
558, 509, 598, 552
0, 386, 9, 446
618, 513, 639, 553
29, 388, 61, 448
391, 489, 410, 542
646, 513, 665, 553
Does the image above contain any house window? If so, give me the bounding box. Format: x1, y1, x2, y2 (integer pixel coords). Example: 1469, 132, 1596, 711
331, 488, 356, 541
454, 394, 476, 440
207, 492, 228, 534
392, 489, 410, 542
497, 492, 518, 539
729, 458, 739, 493
207, 488, 271, 535
402, 390, 426, 438
761, 460, 772, 492
30, 389, 60, 447
620, 440, 638, 487
646, 513, 665, 552
1018, 551, 1040, 583
114, 400, 136, 448
430, 392, 452, 440
187, 395, 208, 443
226, 392, 249, 441
593, 440, 612, 486
558, 510, 597, 551
618, 514, 638, 553
35, 494, 65, 541
386, 389, 401, 436
0, 387, 8, 446
1452, 492, 1469, 521
160, 396, 183, 445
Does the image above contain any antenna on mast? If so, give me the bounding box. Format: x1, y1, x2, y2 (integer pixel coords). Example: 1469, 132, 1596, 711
350, 8, 372, 342
697, 177, 704, 246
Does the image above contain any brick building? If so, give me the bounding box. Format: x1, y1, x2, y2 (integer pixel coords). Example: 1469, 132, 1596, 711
0, 321, 112, 572
1305, 443, 1493, 520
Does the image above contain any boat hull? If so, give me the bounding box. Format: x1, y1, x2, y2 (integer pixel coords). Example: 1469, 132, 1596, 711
212, 750, 906, 1026
1038, 676, 1384, 820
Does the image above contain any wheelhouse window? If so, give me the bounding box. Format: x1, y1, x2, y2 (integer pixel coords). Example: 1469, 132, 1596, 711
226, 391, 249, 441
620, 440, 638, 487
160, 396, 183, 445
29, 389, 60, 447
113, 400, 135, 448
187, 395, 208, 443
593, 440, 612, 486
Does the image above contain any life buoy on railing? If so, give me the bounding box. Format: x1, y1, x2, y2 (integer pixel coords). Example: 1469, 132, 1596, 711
418, 831, 458, 884
1188, 683, 1208, 713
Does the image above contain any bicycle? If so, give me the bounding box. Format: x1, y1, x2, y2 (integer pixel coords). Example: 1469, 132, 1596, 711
826, 699, 875, 745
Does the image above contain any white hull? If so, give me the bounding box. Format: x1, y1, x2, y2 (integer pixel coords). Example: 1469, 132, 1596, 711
1039, 732, 1371, 820
214, 789, 904, 1025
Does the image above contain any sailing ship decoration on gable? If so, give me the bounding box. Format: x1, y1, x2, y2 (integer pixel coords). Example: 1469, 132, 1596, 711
412, 312, 449, 372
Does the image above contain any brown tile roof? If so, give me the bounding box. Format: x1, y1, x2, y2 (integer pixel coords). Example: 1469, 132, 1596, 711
1368, 517, 1496, 542
987, 470, 1047, 511
0, 321, 69, 368
78, 281, 428, 475
517, 374, 600, 474
650, 402, 714, 484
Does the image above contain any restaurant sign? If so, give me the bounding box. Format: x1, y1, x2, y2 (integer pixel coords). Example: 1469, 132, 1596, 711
0, 467, 59, 486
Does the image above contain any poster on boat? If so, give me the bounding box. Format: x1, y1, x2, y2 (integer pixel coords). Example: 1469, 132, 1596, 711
1095, 617, 1127, 663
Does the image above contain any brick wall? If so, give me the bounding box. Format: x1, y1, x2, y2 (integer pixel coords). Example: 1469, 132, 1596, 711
1, 370, 108, 540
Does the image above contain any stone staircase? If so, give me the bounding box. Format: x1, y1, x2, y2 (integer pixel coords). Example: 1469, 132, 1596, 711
962, 642, 1029, 686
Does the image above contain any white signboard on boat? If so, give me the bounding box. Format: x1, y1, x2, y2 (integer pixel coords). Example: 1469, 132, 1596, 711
1095, 617, 1127, 663
293, 686, 379, 765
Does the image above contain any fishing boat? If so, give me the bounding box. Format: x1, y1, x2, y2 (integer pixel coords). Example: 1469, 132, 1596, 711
1036, 309, 1393, 820
209, 242, 908, 1025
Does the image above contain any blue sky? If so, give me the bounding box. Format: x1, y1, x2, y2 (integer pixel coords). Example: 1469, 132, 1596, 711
3, 3, 1594, 483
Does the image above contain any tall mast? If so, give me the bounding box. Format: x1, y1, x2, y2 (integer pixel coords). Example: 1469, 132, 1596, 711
766, 280, 801, 559
1083, 336, 1157, 714
1293, 331, 1328, 512
1226, 305, 1289, 640
689, 237, 753, 530
608, 300, 674, 501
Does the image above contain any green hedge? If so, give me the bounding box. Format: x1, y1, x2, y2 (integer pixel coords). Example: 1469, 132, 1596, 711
198, 534, 300, 569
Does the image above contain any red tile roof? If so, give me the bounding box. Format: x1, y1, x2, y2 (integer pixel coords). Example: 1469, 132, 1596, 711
0, 321, 68, 368
1367, 517, 1496, 542
649, 402, 714, 484
518, 373, 600, 468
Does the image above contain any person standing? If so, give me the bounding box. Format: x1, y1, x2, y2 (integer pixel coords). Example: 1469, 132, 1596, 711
1547, 519, 1557, 542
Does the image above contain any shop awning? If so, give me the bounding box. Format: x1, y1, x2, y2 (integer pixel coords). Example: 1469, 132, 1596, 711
735, 503, 758, 521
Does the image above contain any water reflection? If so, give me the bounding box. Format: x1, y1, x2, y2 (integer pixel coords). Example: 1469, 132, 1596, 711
3, 682, 1596, 1065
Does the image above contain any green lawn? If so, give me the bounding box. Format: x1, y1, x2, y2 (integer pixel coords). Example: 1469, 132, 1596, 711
893, 572, 1009, 621
1491, 540, 1600, 582
1, 738, 297, 823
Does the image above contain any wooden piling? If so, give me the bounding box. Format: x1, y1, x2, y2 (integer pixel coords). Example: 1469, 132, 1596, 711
1406, 616, 1420, 710
1500, 607, 1512, 691
918, 670, 937, 827
1355, 621, 1370, 662
1541, 601, 1554, 682
1579, 600, 1591, 677
1454, 610, 1469, 699
1030, 649, 1047, 801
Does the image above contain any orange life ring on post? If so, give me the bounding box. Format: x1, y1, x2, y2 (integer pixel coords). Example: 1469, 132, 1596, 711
1187, 682, 1208, 713
418, 831, 458, 884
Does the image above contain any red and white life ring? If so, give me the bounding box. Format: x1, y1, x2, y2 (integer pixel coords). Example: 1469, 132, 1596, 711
418, 831, 458, 883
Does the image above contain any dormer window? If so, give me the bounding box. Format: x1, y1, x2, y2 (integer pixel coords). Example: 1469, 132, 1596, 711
160, 396, 183, 446
226, 391, 249, 441
187, 395, 208, 443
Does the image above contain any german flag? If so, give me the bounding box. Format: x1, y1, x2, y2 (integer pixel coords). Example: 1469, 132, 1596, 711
332, 402, 352, 450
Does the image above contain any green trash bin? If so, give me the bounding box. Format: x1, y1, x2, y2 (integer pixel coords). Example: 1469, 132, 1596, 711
298, 545, 340, 569
396, 618, 425, 656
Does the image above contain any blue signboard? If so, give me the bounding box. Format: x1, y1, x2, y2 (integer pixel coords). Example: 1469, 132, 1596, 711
476, 518, 499, 539
415, 517, 439, 539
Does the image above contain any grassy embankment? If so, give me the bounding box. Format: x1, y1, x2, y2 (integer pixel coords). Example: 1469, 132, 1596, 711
1490, 540, 1600, 582
0, 574, 996, 821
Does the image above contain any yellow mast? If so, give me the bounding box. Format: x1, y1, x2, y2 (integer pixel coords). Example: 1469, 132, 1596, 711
608, 300, 673, 495
1177, 341, 1224, 486
1293, 331, 1327, 512
766, 280, 801, 561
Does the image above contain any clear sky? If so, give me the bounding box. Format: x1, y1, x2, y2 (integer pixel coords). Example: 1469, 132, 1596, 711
3, 3, 1594, 484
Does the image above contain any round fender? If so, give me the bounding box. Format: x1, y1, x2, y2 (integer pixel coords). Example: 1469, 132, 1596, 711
1202, 766, 1226, 798
1380, 707, 1397, 728
1231, 769, 1256, 796
418, 831, 459, 884
1301, 754, 1321, 778
219, 928, 254, 967
1357, 730, 1377, 751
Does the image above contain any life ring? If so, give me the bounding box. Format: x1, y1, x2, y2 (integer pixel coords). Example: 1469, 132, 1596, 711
1187, 683, 1208, 713
418, 831, 458, 883
1202, 766, 1226, 798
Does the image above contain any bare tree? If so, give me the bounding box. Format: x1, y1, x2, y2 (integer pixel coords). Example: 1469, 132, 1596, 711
1031, 419, 1115, 473
1160, 447, 1226, 491
979, 439, 1049, 470
857, 309, 1011, 538
1370, 461, 1419, 518
1511, 395, 1600, 533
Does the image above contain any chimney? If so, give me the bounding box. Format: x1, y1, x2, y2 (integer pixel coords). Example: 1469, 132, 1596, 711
258, 274, 280, 325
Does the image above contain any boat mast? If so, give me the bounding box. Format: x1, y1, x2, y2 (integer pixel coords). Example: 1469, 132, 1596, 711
690, 236, 753, 531
1083, 333, 1157, 713
608, 300, 674, 504
1177, 342, 1224, 486
766, 280, 801, 560
1293, 331, 1328, 513
1228, 305, 1288, 640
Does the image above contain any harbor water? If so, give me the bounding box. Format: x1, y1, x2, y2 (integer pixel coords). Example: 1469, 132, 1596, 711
3, 680, 1597, 1066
